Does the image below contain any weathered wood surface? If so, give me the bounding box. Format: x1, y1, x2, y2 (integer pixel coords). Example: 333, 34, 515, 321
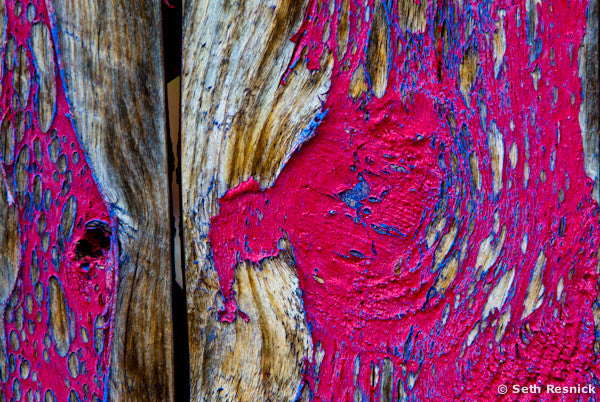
0, 3, 18, 386
1, 0, 121, 399
0, 0, 173, 400
0, 171, 19, 394
181, 0, 335, 399
51, 0, 174, 399
184, 0, 599, 401
0, 0, 595, 399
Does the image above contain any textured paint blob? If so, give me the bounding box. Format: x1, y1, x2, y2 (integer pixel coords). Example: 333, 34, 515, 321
209, 0, 600, 400
0, 0, 118, 400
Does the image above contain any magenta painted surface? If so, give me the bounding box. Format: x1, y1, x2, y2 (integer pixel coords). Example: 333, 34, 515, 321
209, 0, 600, 400
1, 0, 118, 400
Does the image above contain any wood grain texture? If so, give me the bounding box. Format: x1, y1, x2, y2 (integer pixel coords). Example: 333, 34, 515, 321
50, 1, 174, 400
0, 173, 19, 385
397, 0, 427, 32
0, 0, 19, 388
181, 0, 335, 399
365, 1, 389, 99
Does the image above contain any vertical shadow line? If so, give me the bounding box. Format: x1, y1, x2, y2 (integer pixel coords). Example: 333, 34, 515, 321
162, 0, 190, 399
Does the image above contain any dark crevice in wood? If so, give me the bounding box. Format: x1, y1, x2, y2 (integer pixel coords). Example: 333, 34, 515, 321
163, 0, 182, 81
74, 228, 111, 260
162, 0, 190, 399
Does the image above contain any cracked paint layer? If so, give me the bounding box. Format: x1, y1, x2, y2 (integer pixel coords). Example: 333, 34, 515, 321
0, 0, 118, 400
209, 0, 600, 400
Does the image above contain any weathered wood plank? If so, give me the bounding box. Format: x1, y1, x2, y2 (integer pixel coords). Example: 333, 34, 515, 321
50, 0, 174, 399
181, 0, 335, 399
185, 0, 599, 400
0, 0, 173, 400
1, 1, 121, 399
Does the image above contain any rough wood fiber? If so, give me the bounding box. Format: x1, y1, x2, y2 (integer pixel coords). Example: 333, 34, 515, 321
181, 0, 337, 399
397, 0, 427, 32
0, 172, 19, 386
365, 1, 389, 99
50, 1, 174, 400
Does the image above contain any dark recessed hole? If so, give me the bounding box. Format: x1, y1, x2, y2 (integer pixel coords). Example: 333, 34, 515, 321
75, 228, 110, 260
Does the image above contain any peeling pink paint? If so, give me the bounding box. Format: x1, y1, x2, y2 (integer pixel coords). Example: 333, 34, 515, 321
1, 0, 118, 400
209, 0, 600, 400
